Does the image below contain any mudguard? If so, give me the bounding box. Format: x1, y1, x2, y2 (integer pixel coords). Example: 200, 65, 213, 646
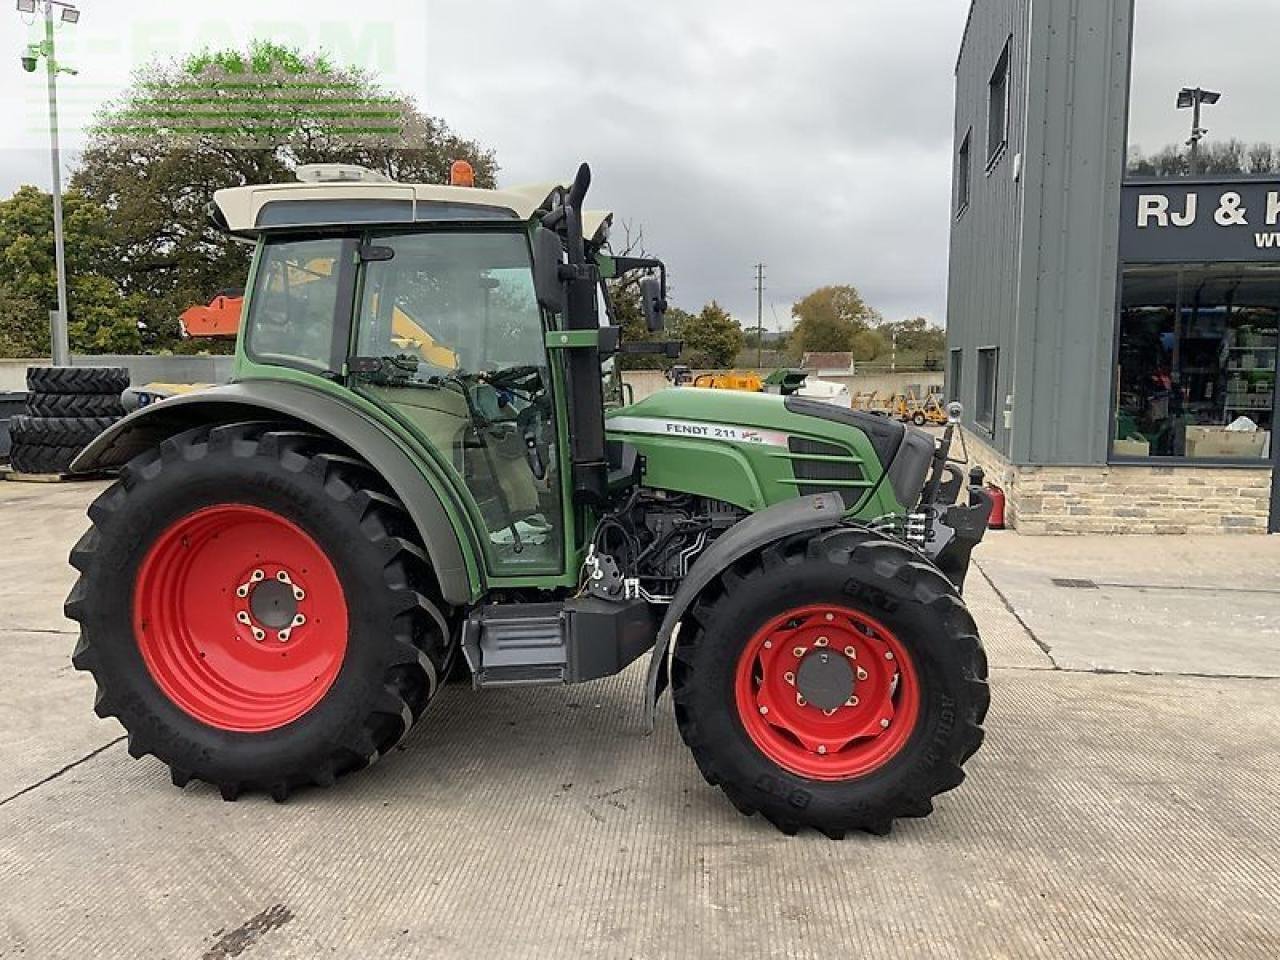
71, 381, 475, 606
643, 492, 845, 730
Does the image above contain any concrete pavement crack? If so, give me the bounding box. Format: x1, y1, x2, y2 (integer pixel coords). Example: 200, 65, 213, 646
974, 559, 1059, 668
993, 665, 1280, 681
0, 736, 126, 807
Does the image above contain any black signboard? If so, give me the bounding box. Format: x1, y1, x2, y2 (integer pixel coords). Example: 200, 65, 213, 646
1120, 181, 1280, 262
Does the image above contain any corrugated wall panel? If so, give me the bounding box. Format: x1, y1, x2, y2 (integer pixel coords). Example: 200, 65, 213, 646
946, 0, 1032, 458
1012, 0, 1133, 465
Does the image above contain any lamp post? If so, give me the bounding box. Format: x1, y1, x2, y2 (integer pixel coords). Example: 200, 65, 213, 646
1177, 86, 1221, 176
17, 0, 80, 366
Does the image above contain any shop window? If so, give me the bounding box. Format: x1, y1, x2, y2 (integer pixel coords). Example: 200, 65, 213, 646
976, 347, 998, 430
948, 348, 964, 403
987, 40, 1011, 166
1114, 264, 1278, 461
956, 131, 972, 215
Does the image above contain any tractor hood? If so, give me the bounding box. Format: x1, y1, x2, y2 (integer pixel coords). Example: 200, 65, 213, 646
606, 387, 935, 515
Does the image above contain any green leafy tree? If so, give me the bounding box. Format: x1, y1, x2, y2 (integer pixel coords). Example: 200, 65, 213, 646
790, 284, 882, 358
0, 185, 143, 356
681, 300, 743, 368
71, 40, 498, 351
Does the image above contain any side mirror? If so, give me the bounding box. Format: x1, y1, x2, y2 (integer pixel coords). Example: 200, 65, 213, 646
532, 226, 565, 314
640, 275, 666, 333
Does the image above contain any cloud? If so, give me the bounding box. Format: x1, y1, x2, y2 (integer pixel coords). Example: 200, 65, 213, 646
2, 0, 972, 328
424, 0, 969, 327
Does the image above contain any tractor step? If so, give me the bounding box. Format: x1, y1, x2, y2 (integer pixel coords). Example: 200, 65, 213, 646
463, 597, 659, 689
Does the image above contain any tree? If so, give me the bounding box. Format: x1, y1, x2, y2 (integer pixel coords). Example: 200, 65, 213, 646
789, 284, 882, 357
0, 185, 144, 356
680, 301, 743, 368
71, 40, 498, 350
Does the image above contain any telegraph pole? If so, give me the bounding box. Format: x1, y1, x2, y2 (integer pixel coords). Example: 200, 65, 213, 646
753, 263, 766, 368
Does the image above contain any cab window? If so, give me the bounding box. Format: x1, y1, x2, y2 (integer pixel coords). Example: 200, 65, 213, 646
245, 237, 348, 372
352, 230, 563, 573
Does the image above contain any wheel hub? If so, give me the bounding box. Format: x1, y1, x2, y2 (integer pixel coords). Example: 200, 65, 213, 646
249, 579, 298, 629
133, 504, 348, 732
734, 604, 921, 781
794, 649, 854, 711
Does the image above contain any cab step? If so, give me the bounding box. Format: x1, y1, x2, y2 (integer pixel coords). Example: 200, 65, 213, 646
462, 597, 658, 689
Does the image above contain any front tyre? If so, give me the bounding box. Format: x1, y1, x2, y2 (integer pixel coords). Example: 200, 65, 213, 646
66, 422, 455, 800
671, 527, 988, 837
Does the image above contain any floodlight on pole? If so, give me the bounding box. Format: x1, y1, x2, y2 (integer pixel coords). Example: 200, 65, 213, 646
13, 0, 80, 366
1177, 86, 1222, 175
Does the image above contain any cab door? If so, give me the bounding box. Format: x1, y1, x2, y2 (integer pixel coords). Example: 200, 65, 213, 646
348, 228, 567, 575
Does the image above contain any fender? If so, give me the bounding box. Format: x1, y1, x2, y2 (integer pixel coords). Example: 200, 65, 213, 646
643, 491, 845, 730
71, 381, 476, 606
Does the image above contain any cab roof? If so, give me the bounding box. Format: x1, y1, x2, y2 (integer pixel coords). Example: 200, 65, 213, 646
212, 178, 569, 235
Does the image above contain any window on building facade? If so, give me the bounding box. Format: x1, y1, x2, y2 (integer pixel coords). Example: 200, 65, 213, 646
1114, 263, 1278, 461
1128, 0, 1280, 178
976, 347, 998, 430
957, 131, 972, 215
948, 348, 964, 403
987, 41, 1010, 166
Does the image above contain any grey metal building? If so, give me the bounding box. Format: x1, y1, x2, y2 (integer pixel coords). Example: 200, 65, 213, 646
947, 0, 1279, 534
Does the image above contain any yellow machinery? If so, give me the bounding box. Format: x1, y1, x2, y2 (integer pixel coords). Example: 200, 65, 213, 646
692, 371, 765, 392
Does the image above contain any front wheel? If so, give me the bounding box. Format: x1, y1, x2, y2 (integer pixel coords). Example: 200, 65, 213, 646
671, 527, 988, 837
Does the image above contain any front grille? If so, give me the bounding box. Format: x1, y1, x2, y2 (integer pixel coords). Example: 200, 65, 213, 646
788, 437, 864, 506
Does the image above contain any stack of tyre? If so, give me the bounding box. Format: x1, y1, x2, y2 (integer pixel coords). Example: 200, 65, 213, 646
9, 366, 130, 476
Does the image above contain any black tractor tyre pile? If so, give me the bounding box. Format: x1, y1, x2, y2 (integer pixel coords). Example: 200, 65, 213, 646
670, 526, 989, 838
9, 366, 128, 475
66, 422, 457, 801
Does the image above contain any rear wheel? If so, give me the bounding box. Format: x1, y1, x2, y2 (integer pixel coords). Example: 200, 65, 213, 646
66, 422, 455, 800
671, 527, 988, 837
912, 411, 927, 427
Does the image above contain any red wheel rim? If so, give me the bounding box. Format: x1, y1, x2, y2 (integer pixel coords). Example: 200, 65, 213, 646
734, 604, 920, 780
132, 504, 349, 732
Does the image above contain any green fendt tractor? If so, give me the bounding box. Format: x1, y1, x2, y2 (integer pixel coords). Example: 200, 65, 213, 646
66, 162, 992, 836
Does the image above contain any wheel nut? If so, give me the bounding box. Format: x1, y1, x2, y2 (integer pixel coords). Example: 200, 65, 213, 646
844, 646, 856, 659
796, 694, 807, 707
815, 636, 829, 647
292, 614, 306, 627
276, 570, 292, 583
763, 640, 772, 649
857, 667, 868, 681
251, 569, 265, 582
784, 671, 796, 685
759, 705, 769, 715
236, 611, 251, 624
792, 647, 806, 658
251, 627, 265, 642
277, 629, 290, 643
879, 718, 890, 728
817, 745, 827, 755
825, 613, 834, 622
885, 651, 895, 661
293, 587, 306, 601
822, 708, 837, 717
236, 584, 249, 598
846, 696, 859, 707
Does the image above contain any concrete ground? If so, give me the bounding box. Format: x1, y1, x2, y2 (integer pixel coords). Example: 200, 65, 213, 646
1, 479, 1277, 960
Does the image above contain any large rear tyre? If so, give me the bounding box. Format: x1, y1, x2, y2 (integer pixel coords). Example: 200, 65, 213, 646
671, 527, 988, 837
66, 422, 455, 800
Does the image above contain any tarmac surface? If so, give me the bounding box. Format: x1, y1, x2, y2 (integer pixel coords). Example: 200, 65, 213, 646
1, 477, 1278, 959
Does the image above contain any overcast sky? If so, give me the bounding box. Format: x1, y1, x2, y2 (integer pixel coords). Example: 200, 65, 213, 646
0, 0, 974, 329
1128, 0, 1279, 160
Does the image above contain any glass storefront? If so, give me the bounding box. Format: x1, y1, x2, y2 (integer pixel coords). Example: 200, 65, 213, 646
1114, 263, 1278, 460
